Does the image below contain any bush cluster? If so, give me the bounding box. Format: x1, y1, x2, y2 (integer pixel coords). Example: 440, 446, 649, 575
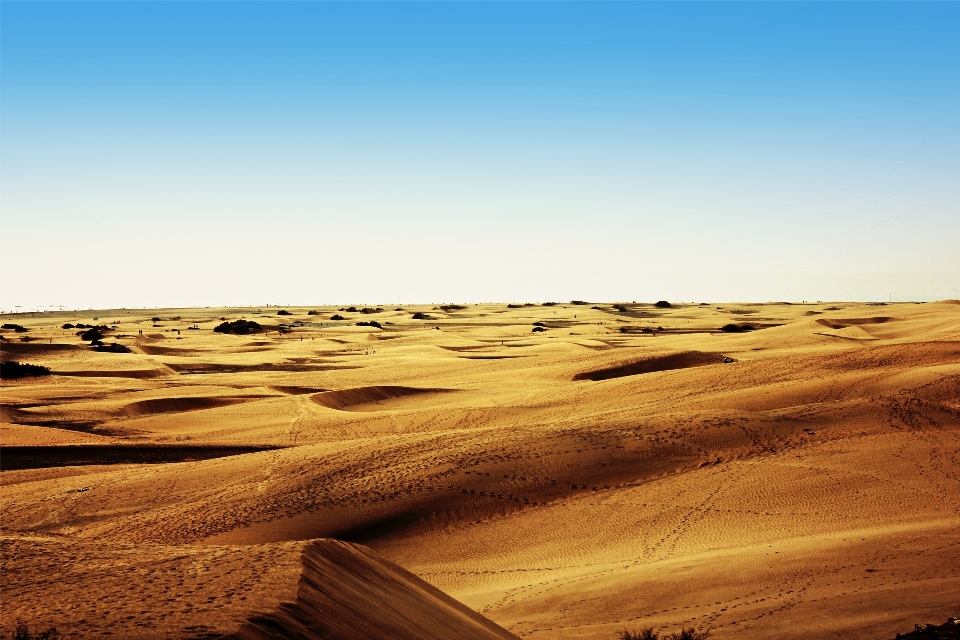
0, 361, 52, 379
213, 320, 263, 335
619, 628, 708, 640
78, 326, 111, 342
11, 620, 60, 640
92, 342, 132, 353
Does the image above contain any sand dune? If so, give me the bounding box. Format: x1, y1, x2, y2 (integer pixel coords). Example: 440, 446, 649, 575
229, 539, 517, 640
1, 301, 958, 639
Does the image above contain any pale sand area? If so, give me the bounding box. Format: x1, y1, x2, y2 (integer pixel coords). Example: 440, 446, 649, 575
2, 301, 958, 638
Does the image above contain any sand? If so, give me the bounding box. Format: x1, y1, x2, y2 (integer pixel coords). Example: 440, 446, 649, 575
1, 301, 958, 638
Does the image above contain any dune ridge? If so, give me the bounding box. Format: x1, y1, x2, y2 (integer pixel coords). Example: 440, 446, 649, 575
227, 539, 518, 640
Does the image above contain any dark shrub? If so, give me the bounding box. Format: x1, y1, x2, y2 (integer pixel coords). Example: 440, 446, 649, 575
532, 326, 546, 332
93, 343, 131, 353
532, 321, 546, 327
330, 314, 346, 321
1, 361, 52, 379
571, 300, 588, 305
61, 323, 75, 329
151, 317, 161, 322
619, 628, 708, 640
214, 320, 263, 335
720, 324, 754, 333
12, 620, 60, 640
895, 618, 960, 639
360, 308, 381, 314
542, 302, 557, 306
356, 321, 382, 329
507, 304, 522, 308
614, 304, 629, 312
345, 306, 359, 313
654, 301, 672, 308
412, 312, 430, 320
440, 305, 467, 311
307, 310, 320, 315
79, 327, 110, 342
277, 310, 292, 316
2, 323, 28, 333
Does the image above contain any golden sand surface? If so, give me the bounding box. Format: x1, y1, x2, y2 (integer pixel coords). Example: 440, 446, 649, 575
2, 301, 958, 638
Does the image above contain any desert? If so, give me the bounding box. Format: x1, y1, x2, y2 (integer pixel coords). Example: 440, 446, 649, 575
1, 300, 958, 639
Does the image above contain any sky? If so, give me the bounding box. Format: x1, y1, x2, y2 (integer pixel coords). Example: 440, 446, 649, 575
1, 2, 958, 310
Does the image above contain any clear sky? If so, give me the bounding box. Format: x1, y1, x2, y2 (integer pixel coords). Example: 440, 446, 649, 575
2, 2, 958, 310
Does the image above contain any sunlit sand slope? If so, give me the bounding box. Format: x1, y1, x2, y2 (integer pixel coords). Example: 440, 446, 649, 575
229, 539, 517, 640
0, 536, 516, 640
2, 301, 958, 638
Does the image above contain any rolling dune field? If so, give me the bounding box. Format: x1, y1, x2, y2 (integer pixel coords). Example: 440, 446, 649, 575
2, 301, 958, 639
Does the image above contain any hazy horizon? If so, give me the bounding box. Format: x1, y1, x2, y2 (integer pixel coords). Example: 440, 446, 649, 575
2, 2, 958, 310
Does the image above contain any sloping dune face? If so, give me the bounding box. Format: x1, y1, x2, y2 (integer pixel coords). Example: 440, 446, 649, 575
229, 539, 517, 640
572, 351, 728, 380
1, 301, 959, 639
312, 385, 452, 411
0, 535, 512, 639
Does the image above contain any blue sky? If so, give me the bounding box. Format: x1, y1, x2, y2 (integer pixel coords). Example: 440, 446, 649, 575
2, 2, 958, 309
